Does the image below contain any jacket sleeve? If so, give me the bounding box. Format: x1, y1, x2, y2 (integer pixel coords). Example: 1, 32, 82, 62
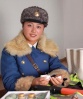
15, 76, 35, 91
48, 56, 70, 87
1, 49, 35, 91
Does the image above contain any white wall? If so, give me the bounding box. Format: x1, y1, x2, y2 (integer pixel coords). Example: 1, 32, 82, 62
0, 0, 64, 74
63, 0, 83, 56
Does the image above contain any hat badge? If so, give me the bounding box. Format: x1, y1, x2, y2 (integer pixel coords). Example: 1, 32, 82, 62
34, 11, 40, 17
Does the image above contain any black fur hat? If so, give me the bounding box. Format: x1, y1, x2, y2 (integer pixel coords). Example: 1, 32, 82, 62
20, 6, 48, 27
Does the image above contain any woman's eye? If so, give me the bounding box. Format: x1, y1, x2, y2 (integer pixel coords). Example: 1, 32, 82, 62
27, 24, 32, 27
37, 26, 41, 28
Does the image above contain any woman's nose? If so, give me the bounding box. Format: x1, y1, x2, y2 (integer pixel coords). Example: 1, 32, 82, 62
31, 27, 36, 33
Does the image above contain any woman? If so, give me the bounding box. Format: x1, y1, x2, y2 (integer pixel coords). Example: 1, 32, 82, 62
1, 6, 70, 91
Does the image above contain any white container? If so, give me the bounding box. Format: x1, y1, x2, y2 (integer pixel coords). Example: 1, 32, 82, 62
66, 48, 83, 80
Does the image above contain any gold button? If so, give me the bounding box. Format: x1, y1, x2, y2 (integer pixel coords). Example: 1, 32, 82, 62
43, 60, 47, 63
22, 73, 25, 76
21, 60, 25, 64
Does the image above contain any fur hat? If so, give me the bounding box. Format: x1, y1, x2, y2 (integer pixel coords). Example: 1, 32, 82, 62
20, 6, 48, 27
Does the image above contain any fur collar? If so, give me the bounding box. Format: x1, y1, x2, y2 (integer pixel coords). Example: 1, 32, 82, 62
5, 31, 58, 57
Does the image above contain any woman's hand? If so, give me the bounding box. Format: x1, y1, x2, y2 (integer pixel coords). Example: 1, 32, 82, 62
31, 77, 50, 86
50, 76, 63, 86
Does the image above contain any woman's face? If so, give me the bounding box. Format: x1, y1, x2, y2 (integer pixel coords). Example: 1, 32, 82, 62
23, 22, 44, 45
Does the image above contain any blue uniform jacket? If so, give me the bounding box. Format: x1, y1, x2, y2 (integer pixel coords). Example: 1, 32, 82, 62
1, 31, 70, 91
